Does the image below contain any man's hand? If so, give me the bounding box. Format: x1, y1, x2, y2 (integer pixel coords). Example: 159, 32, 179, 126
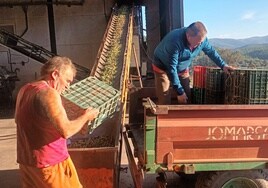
85, 107, 99, 121
177, 93, 188, 104
223, 65, 235, 74
79, 107, 99, 135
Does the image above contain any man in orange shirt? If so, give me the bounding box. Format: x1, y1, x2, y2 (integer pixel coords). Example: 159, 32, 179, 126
15, 56, 99, 188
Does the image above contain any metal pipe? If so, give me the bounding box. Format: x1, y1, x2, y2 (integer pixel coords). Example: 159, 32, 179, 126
103, 0, 108, 22
47, 0, 57, 54
20, 5, 28, 37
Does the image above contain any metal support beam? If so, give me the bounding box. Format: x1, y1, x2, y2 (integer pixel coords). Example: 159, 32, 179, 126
159, 0, 184, 39
170, 0, 184, 29
47, 0, 57, 54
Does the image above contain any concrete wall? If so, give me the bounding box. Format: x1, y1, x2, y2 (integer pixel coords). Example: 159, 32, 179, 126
0, 0, 115, 98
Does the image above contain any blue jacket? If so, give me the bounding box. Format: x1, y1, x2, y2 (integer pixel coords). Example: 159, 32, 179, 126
153, 27, 226, 95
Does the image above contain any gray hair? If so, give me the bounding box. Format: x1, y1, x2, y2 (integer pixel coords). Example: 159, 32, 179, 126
40, 56, 77, 79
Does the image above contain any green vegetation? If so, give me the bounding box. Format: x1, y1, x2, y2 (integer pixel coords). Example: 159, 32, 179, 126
101, 6, 129, 86
192, 47, 268, 69
237, 44, 268, 60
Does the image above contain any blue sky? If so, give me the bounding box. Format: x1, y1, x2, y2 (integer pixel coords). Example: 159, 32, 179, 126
184, 0, 268, 39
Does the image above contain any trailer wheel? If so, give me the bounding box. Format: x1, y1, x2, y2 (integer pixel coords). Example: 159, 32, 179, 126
176, 172, 198, 181
195, 170, 268, 188
156, 172, 167, 188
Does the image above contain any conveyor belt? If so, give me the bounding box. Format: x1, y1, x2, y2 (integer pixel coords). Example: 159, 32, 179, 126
0, 29, 89, 80
90, 6, 130, 90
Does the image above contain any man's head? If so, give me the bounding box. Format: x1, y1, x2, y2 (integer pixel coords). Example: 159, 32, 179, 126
40, 56, 77, 93
186, 21, 207, 50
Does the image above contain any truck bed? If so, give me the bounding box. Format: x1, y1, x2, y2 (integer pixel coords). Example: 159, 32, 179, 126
155, 105, 268, 163
128, 87, 268, 174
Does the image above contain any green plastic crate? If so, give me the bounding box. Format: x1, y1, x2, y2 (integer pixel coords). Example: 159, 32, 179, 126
205, 67, 225, 91
249, 70, 268, 100
192, 87, 205, 104
225, 69, 268, 104
62, 76, 120, 134
225, 69, 248, 104
204, 67, 225, 104
205, 89, 225, 104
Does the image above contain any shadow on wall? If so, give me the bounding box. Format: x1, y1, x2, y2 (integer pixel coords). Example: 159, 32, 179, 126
0, 169, 20, 188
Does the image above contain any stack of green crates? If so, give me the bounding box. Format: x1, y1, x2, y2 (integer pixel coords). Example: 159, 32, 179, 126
62, 76, 121, 134
225, 69, 268, 104
205, 67, 225, 104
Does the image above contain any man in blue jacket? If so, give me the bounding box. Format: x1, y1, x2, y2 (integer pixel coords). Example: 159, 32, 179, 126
153, 21, 234, 104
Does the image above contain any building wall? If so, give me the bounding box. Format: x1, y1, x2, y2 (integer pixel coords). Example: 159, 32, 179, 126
0, 0, 115, 98
143, 0, 160, 74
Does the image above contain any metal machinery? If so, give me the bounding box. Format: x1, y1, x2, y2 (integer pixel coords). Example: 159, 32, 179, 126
123, 40, 268, 188
0, 29, 89, 80
2, 1, 268, 187
0, 66, 19, 102
65, 6, 134, 188
0, 51, 19, 104
65, 5, 268, 188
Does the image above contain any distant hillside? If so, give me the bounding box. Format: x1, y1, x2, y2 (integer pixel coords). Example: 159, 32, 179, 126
209, 35, 268, 49
236, 44, 268, 60
193, 47, 268, 69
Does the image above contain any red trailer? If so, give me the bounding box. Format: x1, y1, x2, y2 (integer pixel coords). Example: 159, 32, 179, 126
124, 87, 268, 188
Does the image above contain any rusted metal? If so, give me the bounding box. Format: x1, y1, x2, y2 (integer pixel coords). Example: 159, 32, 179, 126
69, 111, 122, 188
69, 147, 118, 187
